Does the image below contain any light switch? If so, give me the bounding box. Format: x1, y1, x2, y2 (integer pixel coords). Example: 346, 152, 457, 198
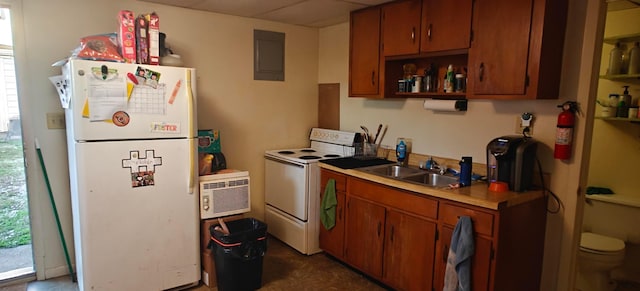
46, 112, 65, 129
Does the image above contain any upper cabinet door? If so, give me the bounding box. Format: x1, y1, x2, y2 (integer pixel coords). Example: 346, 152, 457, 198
382, 0, 422, 56
420, 0, 472, 53
349, 7, 382, 97
468, 0, 533, 95
468, 0, 568, 99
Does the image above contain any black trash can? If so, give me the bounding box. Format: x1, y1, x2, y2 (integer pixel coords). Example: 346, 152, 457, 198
209, 218, 268, 291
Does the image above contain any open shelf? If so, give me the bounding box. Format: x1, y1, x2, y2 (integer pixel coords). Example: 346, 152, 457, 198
599, 73, 640, 80
603, 32, 640, 45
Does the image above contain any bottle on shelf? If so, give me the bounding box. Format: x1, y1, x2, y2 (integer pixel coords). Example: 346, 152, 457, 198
628, 42, 640, 75
617, 85, 632, 118
444, 64, 454, 93
608, 42, 624, 75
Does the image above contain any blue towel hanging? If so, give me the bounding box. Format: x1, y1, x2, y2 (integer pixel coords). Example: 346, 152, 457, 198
443, 216, 475, 291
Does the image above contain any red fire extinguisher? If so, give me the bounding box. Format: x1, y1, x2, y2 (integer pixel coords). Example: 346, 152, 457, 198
554, 101, 578, 160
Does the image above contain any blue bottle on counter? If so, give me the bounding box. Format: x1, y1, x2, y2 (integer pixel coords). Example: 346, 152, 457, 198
460, 156, 472, 187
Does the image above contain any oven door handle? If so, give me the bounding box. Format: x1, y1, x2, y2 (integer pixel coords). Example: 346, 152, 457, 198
265, 156, 305, 168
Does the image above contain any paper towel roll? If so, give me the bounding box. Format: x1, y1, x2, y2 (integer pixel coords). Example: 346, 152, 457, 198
423, 99, 467, 112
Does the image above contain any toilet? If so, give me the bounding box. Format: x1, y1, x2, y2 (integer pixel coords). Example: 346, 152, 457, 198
577, 232, 626, 291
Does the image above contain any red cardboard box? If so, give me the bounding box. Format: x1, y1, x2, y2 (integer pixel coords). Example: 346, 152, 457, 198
118, 10, 137, 63
135, 15, 149, 64
146, 12, 160, 65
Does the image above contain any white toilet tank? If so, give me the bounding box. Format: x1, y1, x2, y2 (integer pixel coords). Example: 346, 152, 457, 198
583, 194, 640, 243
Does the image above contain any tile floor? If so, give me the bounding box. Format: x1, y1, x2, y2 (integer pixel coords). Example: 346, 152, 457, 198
2, 236, 389, 291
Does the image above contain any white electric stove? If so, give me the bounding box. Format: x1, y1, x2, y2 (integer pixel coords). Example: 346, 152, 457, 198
264, 128, 358, 254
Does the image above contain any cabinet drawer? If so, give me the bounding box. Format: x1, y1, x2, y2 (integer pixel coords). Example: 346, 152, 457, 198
440, 203, 494, 236
321, 170, 346, 192
348, 178, 438, 219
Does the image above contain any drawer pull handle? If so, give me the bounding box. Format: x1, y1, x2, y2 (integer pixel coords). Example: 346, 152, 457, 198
411, 27, 415, 42
428, 24, 432, 40
479, 62, 485, 82
443, 244, 449, 262
377, 222, 382, 237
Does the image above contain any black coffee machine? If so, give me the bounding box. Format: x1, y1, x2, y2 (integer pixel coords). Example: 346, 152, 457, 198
486, 136, 538, 192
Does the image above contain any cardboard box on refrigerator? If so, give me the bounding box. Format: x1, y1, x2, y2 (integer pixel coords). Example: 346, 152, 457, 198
117, 10, 137, 63
146, 12, 160, 65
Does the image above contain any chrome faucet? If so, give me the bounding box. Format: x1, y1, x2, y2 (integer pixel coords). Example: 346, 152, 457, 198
426, 157, 447, 175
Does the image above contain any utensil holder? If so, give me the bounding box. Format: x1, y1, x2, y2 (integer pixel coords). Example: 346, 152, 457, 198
354, 143, 378, 159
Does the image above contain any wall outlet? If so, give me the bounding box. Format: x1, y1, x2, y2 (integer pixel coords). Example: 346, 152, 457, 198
46, 112, 65, 129
515, 114, 534, 135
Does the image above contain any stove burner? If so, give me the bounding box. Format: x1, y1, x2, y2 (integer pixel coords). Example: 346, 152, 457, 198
300, 149, 316, 153
299, 155, 322, 160
324, 154, 340, 158
278, 150, 295, 155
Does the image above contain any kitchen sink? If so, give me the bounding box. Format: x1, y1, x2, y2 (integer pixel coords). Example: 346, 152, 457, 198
358, 164, 424, 178
356, 164, 460, 188
401, 172, 459, 188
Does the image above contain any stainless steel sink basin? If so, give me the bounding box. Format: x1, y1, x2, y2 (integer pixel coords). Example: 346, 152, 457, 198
402, 173, 459, 187
358, 164, 424, 178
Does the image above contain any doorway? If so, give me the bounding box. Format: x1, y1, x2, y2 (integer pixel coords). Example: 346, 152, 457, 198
0, 5, 34, 282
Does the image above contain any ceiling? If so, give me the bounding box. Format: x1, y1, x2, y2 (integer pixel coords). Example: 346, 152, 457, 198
137, 0, 393, 27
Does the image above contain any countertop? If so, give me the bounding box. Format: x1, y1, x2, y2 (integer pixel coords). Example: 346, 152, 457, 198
319, 162, 545, 210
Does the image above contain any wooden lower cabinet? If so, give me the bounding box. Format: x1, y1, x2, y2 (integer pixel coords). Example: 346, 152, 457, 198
321, 173, 547, 291
433, 224, 493, 291
383, 210, 436, 291
345, 195, 386, 277
319, 170, 347, 259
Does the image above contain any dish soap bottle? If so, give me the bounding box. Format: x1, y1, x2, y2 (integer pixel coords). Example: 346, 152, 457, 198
396, 140, 407, 166
617, 85, 632, 118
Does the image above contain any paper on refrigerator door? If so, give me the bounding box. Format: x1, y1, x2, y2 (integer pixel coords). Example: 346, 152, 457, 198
87, 74, 127, 121
49, 75, 70, 109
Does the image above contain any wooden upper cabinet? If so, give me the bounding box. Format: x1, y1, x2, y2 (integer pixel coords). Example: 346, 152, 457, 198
467, 0, 568, 99
349, 7, 382, 97
420, 0, 472, 53
381, 0, 422, 56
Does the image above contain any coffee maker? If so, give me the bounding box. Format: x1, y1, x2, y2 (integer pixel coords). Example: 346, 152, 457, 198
486, 136, 538, 192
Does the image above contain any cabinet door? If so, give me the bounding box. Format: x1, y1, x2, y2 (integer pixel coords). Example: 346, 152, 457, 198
383, 210, 436, 291
345, 196, 386, 278
320, 181, 346, 259
420, 0, 472, 53
349, 7, 382, 96
381, 0, 422, 56
434, 225, 493, 291
468, 0, 533, 95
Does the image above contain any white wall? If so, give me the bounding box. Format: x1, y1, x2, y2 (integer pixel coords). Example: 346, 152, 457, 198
11, 0, 318, 280
317, 0, 602, 290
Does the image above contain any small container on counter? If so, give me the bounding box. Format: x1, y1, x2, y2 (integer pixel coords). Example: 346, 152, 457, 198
629, 107, 638, 119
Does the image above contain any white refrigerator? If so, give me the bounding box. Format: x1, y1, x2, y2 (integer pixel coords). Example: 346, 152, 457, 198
62, 59, 200, 290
